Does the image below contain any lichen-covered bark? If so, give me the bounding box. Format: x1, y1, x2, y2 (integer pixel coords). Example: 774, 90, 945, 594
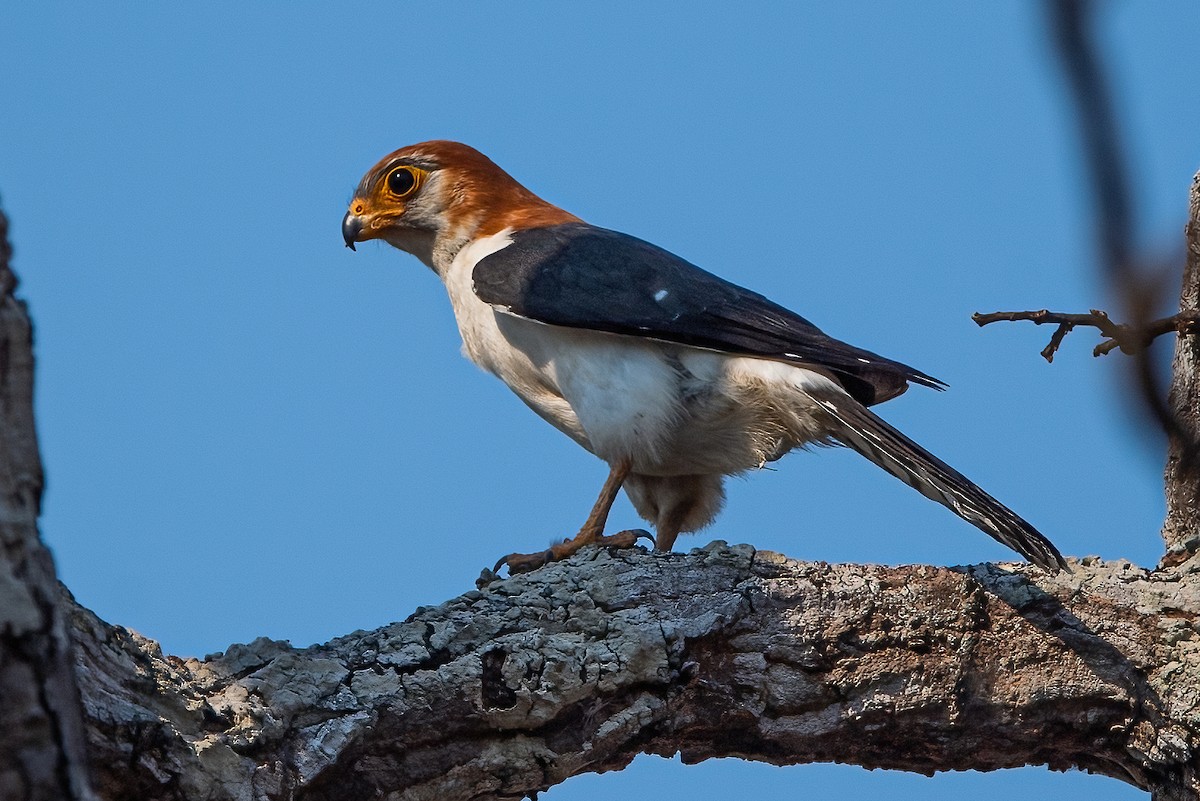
1162, 171, 1200, 563
0, 207, 95, 801
68, 545, 1199, 800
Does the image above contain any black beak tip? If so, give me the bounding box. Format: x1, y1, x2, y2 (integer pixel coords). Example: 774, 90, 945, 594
342, 212, 363, 251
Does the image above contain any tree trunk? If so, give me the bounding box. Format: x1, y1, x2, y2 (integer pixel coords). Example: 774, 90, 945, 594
0, 208, 95, 801
3, 180, 1200, 799
1161, 172, 1200, 563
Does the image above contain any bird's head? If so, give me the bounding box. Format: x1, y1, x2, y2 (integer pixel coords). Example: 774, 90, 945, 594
342, 140, 580, 270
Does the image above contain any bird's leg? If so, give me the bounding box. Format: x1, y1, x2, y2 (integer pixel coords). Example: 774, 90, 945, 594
574, 458, 632, 543
497, 459, 649, 574
654, 514, 684, 552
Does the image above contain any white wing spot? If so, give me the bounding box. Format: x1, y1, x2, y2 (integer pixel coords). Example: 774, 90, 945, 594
785, 352, 801, 359
857, 357, 871, 363
653, 289, 669, 302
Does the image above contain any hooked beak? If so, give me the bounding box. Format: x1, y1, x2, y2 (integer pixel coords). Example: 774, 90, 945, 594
342, 211, 364, 251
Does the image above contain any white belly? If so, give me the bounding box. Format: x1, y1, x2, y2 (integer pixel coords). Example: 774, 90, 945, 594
442, 231, 844, 476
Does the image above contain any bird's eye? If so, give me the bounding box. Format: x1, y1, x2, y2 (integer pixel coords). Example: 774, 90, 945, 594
386, 166, 419, 198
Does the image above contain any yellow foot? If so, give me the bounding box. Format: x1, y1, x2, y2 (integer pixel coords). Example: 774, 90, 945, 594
494, 529, 654, 575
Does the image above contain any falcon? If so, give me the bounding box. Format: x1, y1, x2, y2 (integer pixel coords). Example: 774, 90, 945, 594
342, 140, 1067, 573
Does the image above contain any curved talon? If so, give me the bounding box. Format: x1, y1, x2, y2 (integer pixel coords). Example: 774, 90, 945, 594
601, 528, 654, 548
495, 549, 556, 575
493, 529, 653, 576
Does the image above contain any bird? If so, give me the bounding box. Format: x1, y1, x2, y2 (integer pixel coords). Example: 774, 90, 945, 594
342, 140, 1067, 574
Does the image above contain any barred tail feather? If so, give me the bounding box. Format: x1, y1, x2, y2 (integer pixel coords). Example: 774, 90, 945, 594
815, 396, 1068, 572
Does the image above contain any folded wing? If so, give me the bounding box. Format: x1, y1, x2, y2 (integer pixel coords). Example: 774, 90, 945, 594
473, 223, 943, 406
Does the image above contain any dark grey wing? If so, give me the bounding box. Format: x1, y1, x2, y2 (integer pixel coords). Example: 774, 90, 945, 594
473, 223, 944, 406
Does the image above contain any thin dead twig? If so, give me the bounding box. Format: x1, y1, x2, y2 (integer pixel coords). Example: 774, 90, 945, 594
973, 308, 1200, 363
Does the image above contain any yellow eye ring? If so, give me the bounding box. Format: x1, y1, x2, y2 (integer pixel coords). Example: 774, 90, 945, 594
386, 166, 423, 199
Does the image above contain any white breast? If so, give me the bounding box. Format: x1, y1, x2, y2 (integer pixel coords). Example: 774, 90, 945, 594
440, 230, 845, 475
441, 230, 522, 376
442, 231, 683, 466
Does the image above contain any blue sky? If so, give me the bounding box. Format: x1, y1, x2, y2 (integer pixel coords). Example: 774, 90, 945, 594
1, 3, 1192, 799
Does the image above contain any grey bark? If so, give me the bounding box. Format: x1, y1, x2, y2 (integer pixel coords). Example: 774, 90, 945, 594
1161, 172, 1200, 563
0, 208, 95, 801
3, 177, 1200, 800
70, 546, 1200, 801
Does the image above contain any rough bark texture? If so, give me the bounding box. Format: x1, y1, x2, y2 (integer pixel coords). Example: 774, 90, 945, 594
0, 208, 95, 801
1162, 172, 1200, 564
69, 546, 1200, 801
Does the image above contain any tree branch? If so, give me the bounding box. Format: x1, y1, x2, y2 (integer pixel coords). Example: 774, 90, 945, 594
68, 545, 1199, 800
1160, 173, 1200, 563
972, 308, 1200, 363
1048, 0, 1134, 278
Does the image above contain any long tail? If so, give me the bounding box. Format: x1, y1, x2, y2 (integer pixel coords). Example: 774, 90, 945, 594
814, 395, 1068, 572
